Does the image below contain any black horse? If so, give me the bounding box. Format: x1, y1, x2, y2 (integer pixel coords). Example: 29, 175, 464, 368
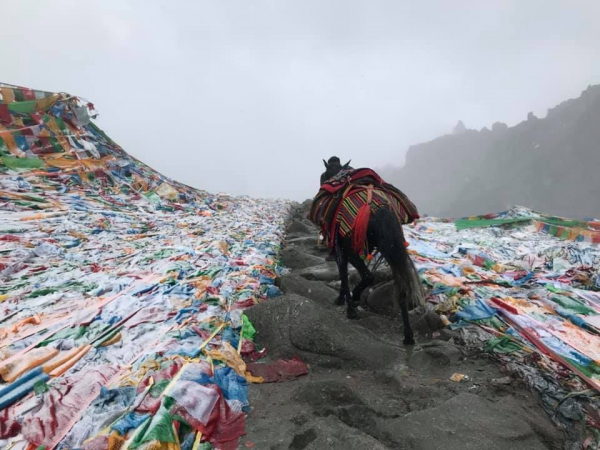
316, 160, 422, 345
320, 156, 351, 185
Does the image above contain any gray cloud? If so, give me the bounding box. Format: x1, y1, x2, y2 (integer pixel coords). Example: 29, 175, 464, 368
2, 0, 599, 200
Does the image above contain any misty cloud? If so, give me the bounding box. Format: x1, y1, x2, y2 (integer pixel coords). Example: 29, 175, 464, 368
2, 1, 599, 201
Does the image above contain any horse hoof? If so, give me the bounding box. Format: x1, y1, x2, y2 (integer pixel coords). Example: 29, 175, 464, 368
334, 296, 345, 306
403, 337, 415, 345
347, 310, 359, 320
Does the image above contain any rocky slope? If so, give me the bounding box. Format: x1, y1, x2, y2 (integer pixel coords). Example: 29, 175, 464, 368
382, 84, 600, 219
243, 203, 566, 449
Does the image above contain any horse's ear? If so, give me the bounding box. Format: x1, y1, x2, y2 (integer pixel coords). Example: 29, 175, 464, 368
343, 160, 351, 168
323, 159, 329, 169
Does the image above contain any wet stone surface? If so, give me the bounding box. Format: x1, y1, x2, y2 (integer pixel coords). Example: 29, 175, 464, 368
244, 204, 567, 450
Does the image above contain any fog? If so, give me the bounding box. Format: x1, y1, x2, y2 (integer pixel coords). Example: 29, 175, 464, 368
2, 1, 600, 201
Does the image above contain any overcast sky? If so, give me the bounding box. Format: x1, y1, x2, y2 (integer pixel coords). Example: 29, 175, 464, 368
2, 1, 599, 200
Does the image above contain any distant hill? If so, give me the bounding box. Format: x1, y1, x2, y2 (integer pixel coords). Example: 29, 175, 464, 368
381, 84, 600, 219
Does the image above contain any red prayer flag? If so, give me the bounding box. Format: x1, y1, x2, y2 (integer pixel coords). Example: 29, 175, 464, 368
0, 104, 13, 125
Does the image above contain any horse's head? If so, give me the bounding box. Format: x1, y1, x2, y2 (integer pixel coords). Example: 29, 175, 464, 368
320, 156, 352, 185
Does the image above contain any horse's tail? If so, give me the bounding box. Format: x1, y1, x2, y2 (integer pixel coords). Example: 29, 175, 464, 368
370, 207, 424, 310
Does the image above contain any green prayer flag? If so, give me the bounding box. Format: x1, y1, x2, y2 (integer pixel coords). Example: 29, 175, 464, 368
48, 137, 63, 153
129, 406, 177, 449
29, 287, 59, 298
242, 314, 256, 341
0, 137, 9, 155
456, 216, 589, 231
1, 155, 45, 169
34, 379, 49, 395
55, 117, 68, 133
39, 326, 87, 346
550, 294, 595, 315
13, 89, 24, 102
148, 379, 171, 398
485, 336, 522, 354
8, 99, 37, 114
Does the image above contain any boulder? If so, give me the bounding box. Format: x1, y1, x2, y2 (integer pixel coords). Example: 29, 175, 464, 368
364, 281, 394, 315
245, 294, 405, 369
410, 311, 446, 335
279, 275, 338, 309
281, 247, 325, 270
408, 340, 461, 371
384, 393, 552, 450
299, 262, 348, 282
287, 220, 316, 237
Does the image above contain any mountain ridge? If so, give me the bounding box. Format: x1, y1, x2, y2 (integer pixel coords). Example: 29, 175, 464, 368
382, 84, 600, 219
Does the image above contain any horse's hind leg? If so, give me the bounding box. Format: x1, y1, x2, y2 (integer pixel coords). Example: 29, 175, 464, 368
392, 270, 415, 345
370, 207, 416, 345
347, 252, 374, 307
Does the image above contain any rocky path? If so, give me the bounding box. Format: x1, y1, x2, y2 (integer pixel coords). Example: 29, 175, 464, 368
244, 203, 566, 450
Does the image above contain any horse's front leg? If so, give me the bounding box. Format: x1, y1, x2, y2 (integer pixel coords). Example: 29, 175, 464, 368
337, 246, 357, 319
348, 252, 375, 308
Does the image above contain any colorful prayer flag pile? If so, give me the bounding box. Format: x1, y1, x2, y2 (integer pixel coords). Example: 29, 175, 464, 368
407, 207, 600, 442
0, 82, 294, 450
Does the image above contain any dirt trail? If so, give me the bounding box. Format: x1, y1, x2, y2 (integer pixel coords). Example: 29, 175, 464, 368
244, 202, 567, 450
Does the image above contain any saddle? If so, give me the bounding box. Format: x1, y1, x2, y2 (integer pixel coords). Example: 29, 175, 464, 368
308, 168, 419, 252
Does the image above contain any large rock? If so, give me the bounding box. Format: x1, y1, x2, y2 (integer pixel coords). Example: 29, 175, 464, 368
299, 262, 348, 282
410, 311, 446, 335
350, 266, 393, 286
293, 380, 365, 409
285, 236, 320, 247
287, 220, 316, 237
245, 294, 405, 369
299, 198, 313, 212
365, 280, 433, 317
279, 275, 338, 309
364, 281, 394, 315
408, 340, 461, 371
355, 315, 398, 336
296, 416, 389, 450
247, 414, 389, 450
281, 247, 326, 270
385, 393, 550, 450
